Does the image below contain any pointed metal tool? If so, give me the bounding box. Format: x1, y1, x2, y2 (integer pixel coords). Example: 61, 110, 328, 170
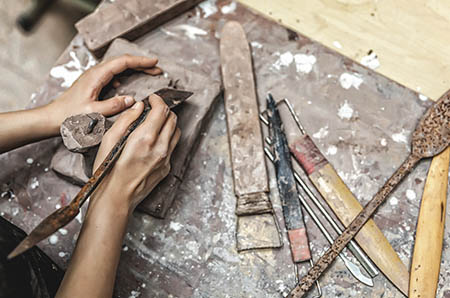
8, 88, 193, 259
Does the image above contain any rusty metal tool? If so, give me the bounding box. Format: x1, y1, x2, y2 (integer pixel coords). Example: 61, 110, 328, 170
267, 93, 311, 262
264, 147, 373, 287
289, 90, 450, 297
260, 98, 378, 282
262, 98, 410, 291
220, 21, 282, 251
8, 88, 193, 259
409, 146, 450, 297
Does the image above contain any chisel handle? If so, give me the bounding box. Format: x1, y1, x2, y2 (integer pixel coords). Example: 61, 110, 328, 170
409, 147, 450, 298
290, 135, 409, 295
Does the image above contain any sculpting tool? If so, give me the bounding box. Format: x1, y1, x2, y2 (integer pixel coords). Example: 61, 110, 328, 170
260, 99, 378, 280
409, 146, 450, 297
264, 148, 374, 287
267, 93, 310, 262
262, 97, 408, 292
8, 88, 193, 259
290, 90, 450, 297
220, 21, 282, 252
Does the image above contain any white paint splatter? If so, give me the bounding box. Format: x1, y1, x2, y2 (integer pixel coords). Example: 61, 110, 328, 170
12, 207, 19, 216
294, 54, 316, 73
339, 72, 363, 89
49, 235, 59, 245
337, 100, 354, 120
198, 0, 217, 18
122, 245, 129, 252
26, 158, 34, 164
59, 228, 68, 235
44, 167, 49, 172
55, 203, 61, 209
169, 222, 183, 231
173, 24, 207, 39
273, 51, 294, 70
392, 129, 408, 143
419, 94, 428, 101
390, 196, 398, 206
50, 51, 96, 88
129, 290, 141, 298
326, 145, 338, 155
30, 177, 39, 189
58, 252, 66, 258
250, 41, 263, 49
333, 41, 342, 49
361, 52, 380, 70
312, 126, 329, 139
186, 240, 200, 255
406, 189, 416, 200
380, 138, 387, 146
221, 2, 236, 14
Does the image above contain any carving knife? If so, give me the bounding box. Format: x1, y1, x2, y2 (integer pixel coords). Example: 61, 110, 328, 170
8, 88, 193, 259
220, 21, 282, 251
409, 146, 450, 297
267, 93, 311, 262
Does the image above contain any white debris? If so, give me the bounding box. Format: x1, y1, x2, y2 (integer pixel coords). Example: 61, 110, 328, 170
294, 54, 316, 74
221, 2, 236, 14
391, 129, 408, 143
173, 24, 207, 40
419, 94, 428, 101
390, 196, 398, 206
169, 222, 183, 231
250, 41, 263, 49
129, 290, 141, 298
312, 126, 329, 139
122, 245, 129, 252
337, 100, 354, 120
339, 72, 363, 89
30, 177, 39, 189
333, 41, 343, 49
380, 138, 387, 146
198, 0, 217, 18
55, 203, 61, 209
44, 167, 49, 172
141, 283, 146, 288
273, 51, 294, 70
50, 51, 97, 88
406, 189, 416, 200
26, 158, 34, 164
49, 235, 59, 245
361, 52, 380, 70
58, 252, 66, 258
59, 228, 68, 235
326, 145, 338, 155
12, 207, 19, 216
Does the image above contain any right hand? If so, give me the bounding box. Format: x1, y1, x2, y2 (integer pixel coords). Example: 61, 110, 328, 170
92, 94, 180, 213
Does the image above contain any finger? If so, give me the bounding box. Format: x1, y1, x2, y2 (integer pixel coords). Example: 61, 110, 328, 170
89, 55, 158, 97
165, 128, 181, 164
93, 101, 144, 172
133, 94, 169, 145
112, 79, 121, 88
157, 112, 178, 149
90, 95, 135, 116
140, 67, 163, 76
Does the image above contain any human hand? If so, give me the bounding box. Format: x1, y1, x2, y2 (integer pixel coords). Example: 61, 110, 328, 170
45, 54, 162, 135
91, 94, 180, 213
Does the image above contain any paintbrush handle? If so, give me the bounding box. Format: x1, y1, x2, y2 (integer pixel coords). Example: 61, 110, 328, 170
289, 153, 421, 297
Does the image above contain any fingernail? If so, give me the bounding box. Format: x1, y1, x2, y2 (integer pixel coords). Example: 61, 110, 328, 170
124, 96, 135, 106
131, 101, 142, 109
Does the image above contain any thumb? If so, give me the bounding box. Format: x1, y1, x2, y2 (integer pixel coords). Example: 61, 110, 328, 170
90, 95, 135, 116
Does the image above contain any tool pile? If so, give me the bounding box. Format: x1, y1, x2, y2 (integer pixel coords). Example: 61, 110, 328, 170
3, 1, 449, 297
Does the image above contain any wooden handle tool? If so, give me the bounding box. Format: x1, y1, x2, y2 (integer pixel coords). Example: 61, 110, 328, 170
409, 146, 450, 297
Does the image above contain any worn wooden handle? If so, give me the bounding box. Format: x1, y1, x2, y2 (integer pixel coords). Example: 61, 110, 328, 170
409, 146, 450, 298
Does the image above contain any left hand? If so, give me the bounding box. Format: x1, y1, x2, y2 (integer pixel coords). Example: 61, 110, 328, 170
45, 54, 162, 134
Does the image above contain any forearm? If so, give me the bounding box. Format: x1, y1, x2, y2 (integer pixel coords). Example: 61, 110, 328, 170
0, 105, 59, 153
56, 178, 132, 298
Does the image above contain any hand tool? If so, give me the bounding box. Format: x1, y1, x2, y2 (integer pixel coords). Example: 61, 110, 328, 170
7, 88, 193, 259
264, 147, 374, 287
220, 21, 282, 251
262, 98, 409, 293
289, 90, 450, 297
266, 93, 311, 262
409, 146, 450, 297
260, 98, 378, 281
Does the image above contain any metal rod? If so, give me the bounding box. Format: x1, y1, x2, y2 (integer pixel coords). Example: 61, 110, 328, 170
265, 147, 373, 286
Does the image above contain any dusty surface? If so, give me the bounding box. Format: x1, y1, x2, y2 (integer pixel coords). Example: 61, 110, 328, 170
0, 1, 450, 297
